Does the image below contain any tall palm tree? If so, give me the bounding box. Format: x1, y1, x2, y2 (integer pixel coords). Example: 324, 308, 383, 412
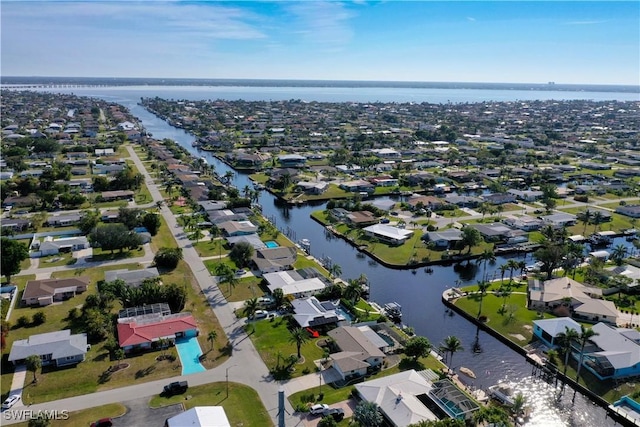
580, 210, 592, 235
207, 331, 217, 351
440, 335, 464, 369
555, 326, 580, 378
476, 281, 491, 319
215, 263, 238, 294
288, 327, 309, 359
243, 297, 260, 320
611, 244, 628, 266
344, 279, 363, 305
575, 325, 599, 384
329, 263, 342, 279
499, 264, 509, 284
506, 259, 520, 283
592, 211, 604, 233
476, 249, 496, 282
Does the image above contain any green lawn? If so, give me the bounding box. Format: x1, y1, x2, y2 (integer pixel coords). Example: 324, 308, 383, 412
13, 403, 127, 427
224, 276, 267, 302
193, 239, 230, 258
37, 253, 77, 268
149, 382, 273, 426
150, 216, 176, 252
248, 317, 325, 379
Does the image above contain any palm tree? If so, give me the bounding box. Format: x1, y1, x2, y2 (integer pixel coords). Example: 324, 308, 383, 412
207, 331, 218, 351
476, 281, 490, 319
555, 326, 580, 378
344, 279, 363, 305
155, 200, 164, 211
215, 263, 238, 294
510, 393, 527, 420
242, 185, 251, 199
460, 227, 482, 255
499, 284, 512, 312
506, 259, 519, 283
288, 327, 309, 359
440, 335, 464, 369
499, 264, 509, 284
592, 211, 604, 233
329, 263, 342, 279
223, 170, 235, 185
244, 297, 260, 320
476, 249, 496, 282
611, 244, 628, 266
25, 355, 41, 383
575, 325, 599, 384
580, 210, 592, 235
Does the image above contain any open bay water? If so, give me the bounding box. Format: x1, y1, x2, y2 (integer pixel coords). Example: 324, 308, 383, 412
31, 84, 638, 426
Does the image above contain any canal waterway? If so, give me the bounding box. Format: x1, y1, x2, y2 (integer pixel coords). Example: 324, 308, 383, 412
33, 85, 634, 426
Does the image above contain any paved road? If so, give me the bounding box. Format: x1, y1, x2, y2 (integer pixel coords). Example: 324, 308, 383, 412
5, 145, 302, 426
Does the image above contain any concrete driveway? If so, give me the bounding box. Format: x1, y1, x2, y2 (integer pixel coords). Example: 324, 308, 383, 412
112, 397, 183, 427
302, 399, 356, 427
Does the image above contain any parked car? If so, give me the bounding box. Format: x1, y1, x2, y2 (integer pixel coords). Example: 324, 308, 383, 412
252, 310, 268, 319
163, 381, 188, 396
235, 269, 246, 276
380, 218, 390, 224
309, 403, 329, 415
90, 418, 113, 427
2, 394, 20, 409
322, 407, 345, 421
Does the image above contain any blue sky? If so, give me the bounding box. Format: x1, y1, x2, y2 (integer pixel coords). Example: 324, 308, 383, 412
2, 1, 638, 85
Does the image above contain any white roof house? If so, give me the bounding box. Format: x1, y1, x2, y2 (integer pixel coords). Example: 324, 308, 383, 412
355, 370, 438, 427
363, 224, 414, 245
264, 271, 327, 298
532, 317, 581, 347
291, 297, 348, 328
165, 406, 231, 427
581, 323, 640, 380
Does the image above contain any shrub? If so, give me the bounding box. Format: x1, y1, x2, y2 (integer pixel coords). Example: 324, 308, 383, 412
154, 247, 183, 269
33, 311, 47, 325
67, 308, 79, 320
17, 315, 29, 328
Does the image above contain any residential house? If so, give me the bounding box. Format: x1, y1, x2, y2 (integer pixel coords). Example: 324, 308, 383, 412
165, 407, 231, 427
328, 326, 386, 381
339, 180, 375, 194
32, 236, 90, 257
226, 234, 266, 250
8, 330, 88, 367
422, 229, 463, 249
362, 224, 414, 246
615, 205, 640, 218
507, 189, 544, 202
263, 270, 327, 298
469, 223, 525, 243
1, 218, 32, 232
579, 323, 640, 380
407, 195, 448, 211
346, 211, 378, 227
278, 154, 307, 168
481, 193, 517, 205
527, 277, 618, 325
502, 215, 543, 232
46, 213, 82, 227
219, 220, 258, 237
539, 212, 577, 228
22, 277, 90, 306
532, 317, 581, 348
291, 296, 349, 328
117, 312, 199, 354
104, 267, 160, 288
252, 247, 297, 274
100, 190, 134, 201
295, 181, 328, 195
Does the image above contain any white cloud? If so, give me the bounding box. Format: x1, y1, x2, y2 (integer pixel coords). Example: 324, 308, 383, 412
284, 2, 355, 46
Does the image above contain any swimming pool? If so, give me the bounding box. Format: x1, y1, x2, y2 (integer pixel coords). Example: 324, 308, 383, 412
265, 241, 279, 248
175, 337, 206, 375
335, 305, 354, 322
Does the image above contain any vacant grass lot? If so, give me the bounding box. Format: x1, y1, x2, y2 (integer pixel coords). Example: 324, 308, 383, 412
249, 317, 325, 379
150, 382, 273, 426
193, 239, 230, 258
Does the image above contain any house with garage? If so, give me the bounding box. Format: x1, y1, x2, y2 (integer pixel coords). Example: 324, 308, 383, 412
291, 297, 349, 328
252, 247, 297, 274
45, 213, 82, 227
31, 235, 90, 257
117, 312, 199, 354
539, 212, 577, 228
327, 325, 386, 381
263, 270, 327, 298
278, 154, 307, 168
8, 330, 88, 367
22, 277, 90, 306
362, 224, 414, 246
219, 220, 258, 237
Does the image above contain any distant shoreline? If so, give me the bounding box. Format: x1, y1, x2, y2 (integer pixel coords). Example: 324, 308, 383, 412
2, 76, 639, 93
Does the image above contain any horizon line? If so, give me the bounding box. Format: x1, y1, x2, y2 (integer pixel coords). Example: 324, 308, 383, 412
2, 76, 639, 89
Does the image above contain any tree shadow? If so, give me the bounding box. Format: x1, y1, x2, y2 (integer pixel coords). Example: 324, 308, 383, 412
135, 365, 156, 379
398, 358, 425, 371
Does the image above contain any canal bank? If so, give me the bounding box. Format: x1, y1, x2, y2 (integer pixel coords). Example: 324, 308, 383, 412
442, 289, 638, 427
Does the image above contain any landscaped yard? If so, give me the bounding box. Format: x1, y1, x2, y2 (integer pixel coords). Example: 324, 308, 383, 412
37, 253, 77, 268
248, 317, 325, 380
149, 382, 273, 426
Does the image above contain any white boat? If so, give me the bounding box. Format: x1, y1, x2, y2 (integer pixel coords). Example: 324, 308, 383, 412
488, 383, 516, 406
459, 366, 476, 379
383, 302, 402, 321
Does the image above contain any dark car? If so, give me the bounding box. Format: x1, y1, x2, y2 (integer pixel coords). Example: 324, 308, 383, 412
321, 407, 345, 421
163, 381, 188, 396
90, 418, 113, 427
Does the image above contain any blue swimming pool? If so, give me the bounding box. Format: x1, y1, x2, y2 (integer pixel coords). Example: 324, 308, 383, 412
265, 241, 279, 248
175, 337, 206, 375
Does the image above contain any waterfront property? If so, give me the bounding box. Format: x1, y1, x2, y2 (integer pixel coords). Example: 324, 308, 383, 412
362, 224, 414, 246
580, 322, 640, 381
527, 277, 618, 325
21, 277, 90, 306
532, 317, 581, 348
251, 247, 297, 274
263, 270, 327, 298
8, 330, 88, 367
290, 296, 349, 328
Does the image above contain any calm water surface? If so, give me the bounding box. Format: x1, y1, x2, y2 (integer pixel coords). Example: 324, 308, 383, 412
36, 86, 630, 426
